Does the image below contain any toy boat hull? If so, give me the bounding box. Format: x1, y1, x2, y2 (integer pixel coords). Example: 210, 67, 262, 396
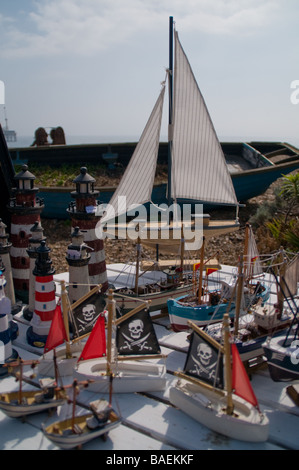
43, 410, 121, 449
74, 359, 167, 393
263, 332, 299, 382
115, 282, 193, 313
167, 296, 236, 332
0, 390, 65, 418
169, 380, 269, 442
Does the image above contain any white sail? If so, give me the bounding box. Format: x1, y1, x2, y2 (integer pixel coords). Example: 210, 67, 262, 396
284, 254, 299, 297
171, 31, 238, 206
244, 225, 263, 277
102, 82, 166, 223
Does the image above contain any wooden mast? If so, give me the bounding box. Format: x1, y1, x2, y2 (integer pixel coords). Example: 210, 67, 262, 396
243, 222, 250, 279
135, 236, 141, 293
18, 360, 24, 405
277, 247, 287, 318
180, 225, 185, 281
223, 314, 234, 415
234, 255, 244, 337
106, 289, 114, 376
60, 280, 72, 359
197, 236, 205, 304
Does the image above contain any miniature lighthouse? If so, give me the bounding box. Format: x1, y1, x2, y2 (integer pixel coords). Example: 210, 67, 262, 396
23, 221, 46, 321
7, 165, 44, 304
0, 271, 19, 377
26, 240, 56, 348
0, 219, 16, 308
67, 167, 108, 291
66, 226, 91, 304
0, 258, 19, 342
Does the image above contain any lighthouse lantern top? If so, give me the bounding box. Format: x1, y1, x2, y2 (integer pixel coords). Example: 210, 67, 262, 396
73, 167, 95, 194
14, 164, 36, 191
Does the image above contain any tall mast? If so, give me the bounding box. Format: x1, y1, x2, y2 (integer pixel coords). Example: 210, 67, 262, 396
106, 289, 114, 376
135, 236, 141, 293
243, 222, 250, 279
197, 237, 205, 304
234, 255, 244, 337
61, 280, 72, 359
223, 314, 234, 415
167, 16, 174, 205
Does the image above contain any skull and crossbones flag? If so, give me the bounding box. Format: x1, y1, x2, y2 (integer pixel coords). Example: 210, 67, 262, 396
116, 308, 161, 355
183, 331, 224, 389
71, 292, 106, 339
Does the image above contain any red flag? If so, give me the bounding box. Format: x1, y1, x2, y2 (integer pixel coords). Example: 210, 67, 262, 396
231, 343, 259, 409
206, 267, 218, 276
193, 262, 201, 271
77, 314, 106, 362
44, 304, 68, 353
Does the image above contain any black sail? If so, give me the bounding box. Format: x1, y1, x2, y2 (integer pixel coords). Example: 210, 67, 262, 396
183, 331, 224, 389
116, 308, 161, 355
71, 292, 106, 339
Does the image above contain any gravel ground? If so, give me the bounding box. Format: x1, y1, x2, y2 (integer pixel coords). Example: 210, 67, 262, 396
41, 182, 279, 274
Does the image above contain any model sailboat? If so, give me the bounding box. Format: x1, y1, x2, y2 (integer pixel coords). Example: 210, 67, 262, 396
113, 235, 194, 314
101, 17, 240, 253
74, 290, 166, 393
37, 282, 105, 377
262, 253, 299, 381
0, 357, 67, 418
243, 223, 270, 307
205, 237, 290, 364
169, 314, 269, 442
42, 379, 121, 450
232, 248, 295, 363
167, 236, 237, 331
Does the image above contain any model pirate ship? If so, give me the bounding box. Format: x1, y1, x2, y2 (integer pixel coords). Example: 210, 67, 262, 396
74, 289, 167, 393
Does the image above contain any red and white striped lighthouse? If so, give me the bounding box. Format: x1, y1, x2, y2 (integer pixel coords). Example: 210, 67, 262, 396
7, 165, 44, 303
66, 226, 91, 304
26, 240, 56, 348
67, 167, 108, 292
23, 220, 46, 321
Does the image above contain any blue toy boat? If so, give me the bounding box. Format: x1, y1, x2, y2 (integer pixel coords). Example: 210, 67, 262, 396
168, 292, 236, 332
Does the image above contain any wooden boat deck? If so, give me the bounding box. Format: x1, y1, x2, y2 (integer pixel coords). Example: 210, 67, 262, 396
141, 258, 221, 271
0, 263, 298, 451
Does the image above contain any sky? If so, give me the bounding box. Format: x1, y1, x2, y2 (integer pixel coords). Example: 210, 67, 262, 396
0, 0, 298, 146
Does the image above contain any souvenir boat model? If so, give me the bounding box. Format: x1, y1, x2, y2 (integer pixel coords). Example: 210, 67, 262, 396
0, 357, 67, 418
262, 254, 299, 381
74, 290, 166, 393
242, 223, 270, 307
101, 17, 240, 291
263, 323, 299, 382
167, 224, 270, 332
112, 235, 194, 314
38, 282, 105, 377
167, 237, 238, 331
42, 379, 121, 449
207, 250, 295, 363
169, 315, 269, 442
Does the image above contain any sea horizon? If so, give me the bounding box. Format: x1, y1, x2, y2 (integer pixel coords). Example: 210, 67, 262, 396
6, 133, 299, 150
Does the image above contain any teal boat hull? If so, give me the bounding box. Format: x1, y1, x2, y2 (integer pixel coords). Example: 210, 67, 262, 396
167, 295, 236, 332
